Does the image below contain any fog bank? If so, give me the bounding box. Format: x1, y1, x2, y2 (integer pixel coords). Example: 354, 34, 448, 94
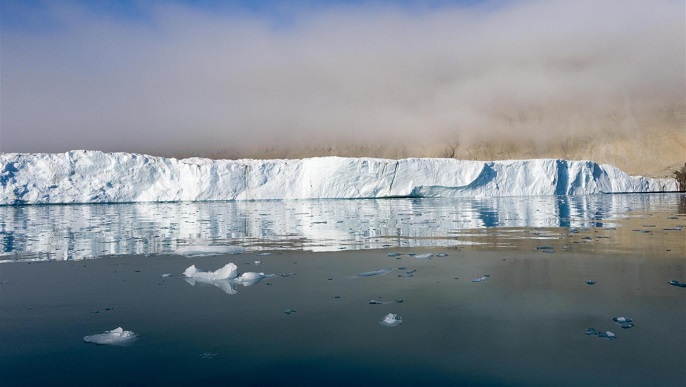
1, 0, 684, 161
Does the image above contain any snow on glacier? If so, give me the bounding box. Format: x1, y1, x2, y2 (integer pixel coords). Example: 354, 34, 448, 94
0, 150, 676, 204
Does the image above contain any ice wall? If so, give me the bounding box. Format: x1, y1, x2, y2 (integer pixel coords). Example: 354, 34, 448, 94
0, 150, 676, 205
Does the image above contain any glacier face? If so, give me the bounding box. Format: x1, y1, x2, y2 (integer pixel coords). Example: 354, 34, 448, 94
0, 150, 677, 205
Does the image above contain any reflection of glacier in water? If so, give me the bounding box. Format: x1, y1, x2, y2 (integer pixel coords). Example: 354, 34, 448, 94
0, 194, 682, 261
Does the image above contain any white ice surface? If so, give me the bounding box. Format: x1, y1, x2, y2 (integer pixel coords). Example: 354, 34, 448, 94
83, 327, 136, 345
380, 313, 402, 327
183, 263, 238, 280
1, 151, 677, 204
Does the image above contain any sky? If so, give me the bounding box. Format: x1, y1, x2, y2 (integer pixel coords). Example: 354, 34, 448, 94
1, 0, 684, 156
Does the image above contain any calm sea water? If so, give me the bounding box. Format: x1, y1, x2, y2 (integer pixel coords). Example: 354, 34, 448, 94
1, 194, 684, 386
1, 193, 683, 261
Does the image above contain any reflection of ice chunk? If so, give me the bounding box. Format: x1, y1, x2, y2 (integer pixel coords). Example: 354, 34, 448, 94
183, 263, 238, 280
83, 327, 137, 345
356, 268, 392, 277
184, 277, 237, 294
176, 246, 245, 257
380, 313, 402, 327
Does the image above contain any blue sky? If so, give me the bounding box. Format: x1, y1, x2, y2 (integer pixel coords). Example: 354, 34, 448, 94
1, 0, 683, 155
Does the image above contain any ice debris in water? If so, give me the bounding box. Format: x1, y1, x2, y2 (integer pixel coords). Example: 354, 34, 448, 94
369, 299, 384, 305
387, 253, 402, 257
436, 253, 449, 257
236, 272, 274, 286
399, 269, 417, 278
83, 327, 137, 345
183, 263, 238, 281
598, 331, 617, 340
161, 273, 173, 278
669, 280, 686, 288
585, 280, 596, 285
412, 253, 432, 259
472, 275, 491, 282
356, 268, 393, 277
613, 317, 634, 329
380, 313, 402, 327
199, 352, 218, 359
256, 252, 273, 256
284, 308, 296, 315
585, 328, 617, 341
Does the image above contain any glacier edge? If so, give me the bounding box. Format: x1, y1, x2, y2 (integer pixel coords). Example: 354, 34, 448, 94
0, 150, 677, 205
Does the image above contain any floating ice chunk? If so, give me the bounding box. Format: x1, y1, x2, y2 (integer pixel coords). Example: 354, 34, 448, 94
472, 275, 490, 282
369, 299, 384, 305
669, 280, 686, 288
176, 246, 245, 257
254, 260, 262, 265
387, 253, 402, 257
613, 317, 634, 329
585, 328, 598, 335
183, 263, 238, 281
83, 327, 136, 346
161, 273, 173, 278
356, 268, 393, 277
380, 313, 402, 327
585, 280, 596, 285
597, 331, 617, 340
236, 272, 274, 286
284, 308, 296, 315
436, 253, 449, 257
412, 253, 432, 259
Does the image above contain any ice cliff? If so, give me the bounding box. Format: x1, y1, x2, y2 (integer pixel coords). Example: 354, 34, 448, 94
0, 150, 676, 204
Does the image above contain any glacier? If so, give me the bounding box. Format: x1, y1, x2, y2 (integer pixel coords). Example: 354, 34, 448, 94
0, 150, 676, 205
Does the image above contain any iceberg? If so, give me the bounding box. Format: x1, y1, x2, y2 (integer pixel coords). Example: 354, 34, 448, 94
83, 327, 137, 345
0, 150, 677, 205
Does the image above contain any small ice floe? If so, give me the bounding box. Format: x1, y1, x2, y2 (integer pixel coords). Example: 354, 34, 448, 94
585, 328, 598, 335
412, 253, 432, 259
283, 308, 296, 315
472, 274, 491, 283
83, 327, 137, 346
254, 260, 262, 265
387, 253, 403, 257
161, 273, 173, 278
183, 263, 238, 281
585, 280, 596, 285
663, 226, 683, 231
369, 299, 384, 305
613, 317, 634, 329
176, 246, 245, 257
380, 313, 402, 327
183, 263, 239, 294
355, 268, 393, 278
398, 269, 417, 278
669, 280, 686, 288
436, 253, 449, 257
597, 331, 617, 340
236, 272, 275, 287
